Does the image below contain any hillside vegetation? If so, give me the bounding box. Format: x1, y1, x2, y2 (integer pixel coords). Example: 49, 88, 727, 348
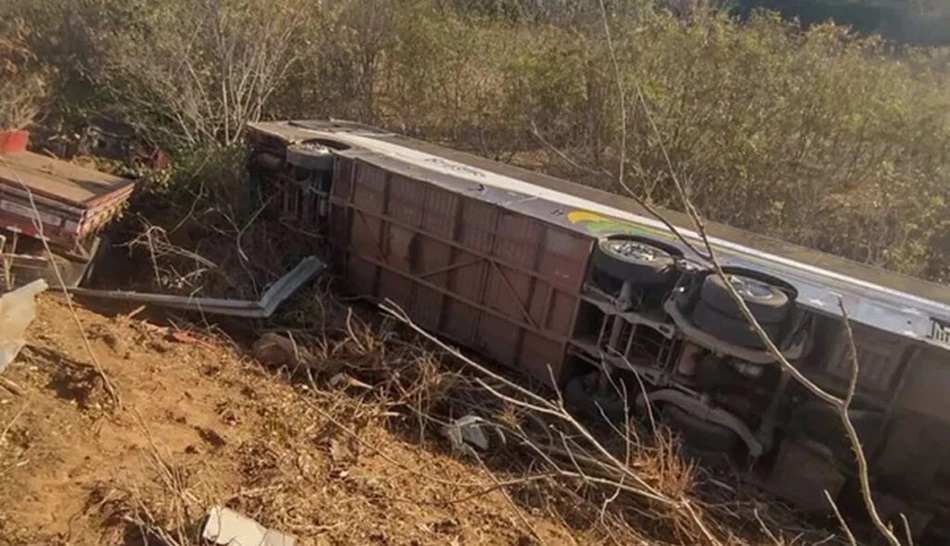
3, 0, 949, 283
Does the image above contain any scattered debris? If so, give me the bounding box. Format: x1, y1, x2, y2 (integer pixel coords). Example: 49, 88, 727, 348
0, 279, 47, 373
195, 426, 227, 449
250, 332, 367, 377
167, 330, 216, 350
0, 375, 24, 395
328, 372, 373, 390
68, 256, 325, 318
327, 372, 347, 388
202, 506, 297, 546
439, 414, 504, 457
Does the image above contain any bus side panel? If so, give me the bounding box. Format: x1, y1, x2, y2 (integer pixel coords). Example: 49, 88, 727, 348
328, 156, 592, 387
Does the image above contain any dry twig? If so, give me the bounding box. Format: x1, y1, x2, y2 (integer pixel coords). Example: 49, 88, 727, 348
0, 395, 30, 444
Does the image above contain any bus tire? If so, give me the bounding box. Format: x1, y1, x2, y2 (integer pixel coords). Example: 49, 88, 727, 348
700, 272, 791, 324
591, 235, 677, 285
286, 142, 334, 171
692, 301, 782, 349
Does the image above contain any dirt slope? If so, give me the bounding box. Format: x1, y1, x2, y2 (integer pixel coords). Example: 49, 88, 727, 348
0, 295, 583, 546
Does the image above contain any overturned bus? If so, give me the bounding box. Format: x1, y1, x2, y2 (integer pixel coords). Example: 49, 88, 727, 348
244, 120, 950, 542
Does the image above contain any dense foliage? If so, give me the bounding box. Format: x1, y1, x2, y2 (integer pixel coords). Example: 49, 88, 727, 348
2, 0, 948, 282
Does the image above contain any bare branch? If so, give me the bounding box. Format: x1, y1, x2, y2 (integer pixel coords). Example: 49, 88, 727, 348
825, 490, 858, 546
595, 1, 712, 262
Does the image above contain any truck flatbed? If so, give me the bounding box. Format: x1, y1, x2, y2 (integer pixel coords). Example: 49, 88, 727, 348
0, 151, 135, 208
0, 150, 138, 288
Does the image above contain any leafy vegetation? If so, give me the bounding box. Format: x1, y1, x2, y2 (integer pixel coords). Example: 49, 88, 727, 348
1, 0, 948, 282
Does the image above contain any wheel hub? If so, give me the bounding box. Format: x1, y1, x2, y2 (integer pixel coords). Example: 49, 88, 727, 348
607, 240, 660, 262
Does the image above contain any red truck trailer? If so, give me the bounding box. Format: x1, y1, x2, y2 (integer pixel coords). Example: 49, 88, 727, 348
245, 119, 950, 544
0, 149, 136, 288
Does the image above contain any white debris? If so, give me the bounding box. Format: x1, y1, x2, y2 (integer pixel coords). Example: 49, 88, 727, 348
202, 506, 296, 546
328, 372, 347, 388
440, 415, 503, 457
0, 279, 47, 374
328, 372, 373, 390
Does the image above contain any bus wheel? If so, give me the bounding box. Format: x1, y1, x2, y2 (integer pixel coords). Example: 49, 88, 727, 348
592, 235, 677, 285
692, 301, 783, 349
691, 271, 791, 348
699, 271, 791, 324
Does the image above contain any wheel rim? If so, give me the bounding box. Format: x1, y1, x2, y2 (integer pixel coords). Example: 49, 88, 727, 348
297, 141, 331, 154
728, 274, 776, 299
604, 240, 667, 262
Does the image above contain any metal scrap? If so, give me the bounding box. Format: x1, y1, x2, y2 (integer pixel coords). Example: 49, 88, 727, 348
0, 279, 48, 373
202, 505, 296, 546
440, 415, 505, 457
66, 256, 324, 318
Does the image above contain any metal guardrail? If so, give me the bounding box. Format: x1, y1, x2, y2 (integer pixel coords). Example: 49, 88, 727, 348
67, 256, 325, 318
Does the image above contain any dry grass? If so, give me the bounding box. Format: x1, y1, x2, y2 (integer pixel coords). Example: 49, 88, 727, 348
101, 290, 833, 546
376, 302, 847, 546
30, 290, 806, 546
0, 294, 557, 544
